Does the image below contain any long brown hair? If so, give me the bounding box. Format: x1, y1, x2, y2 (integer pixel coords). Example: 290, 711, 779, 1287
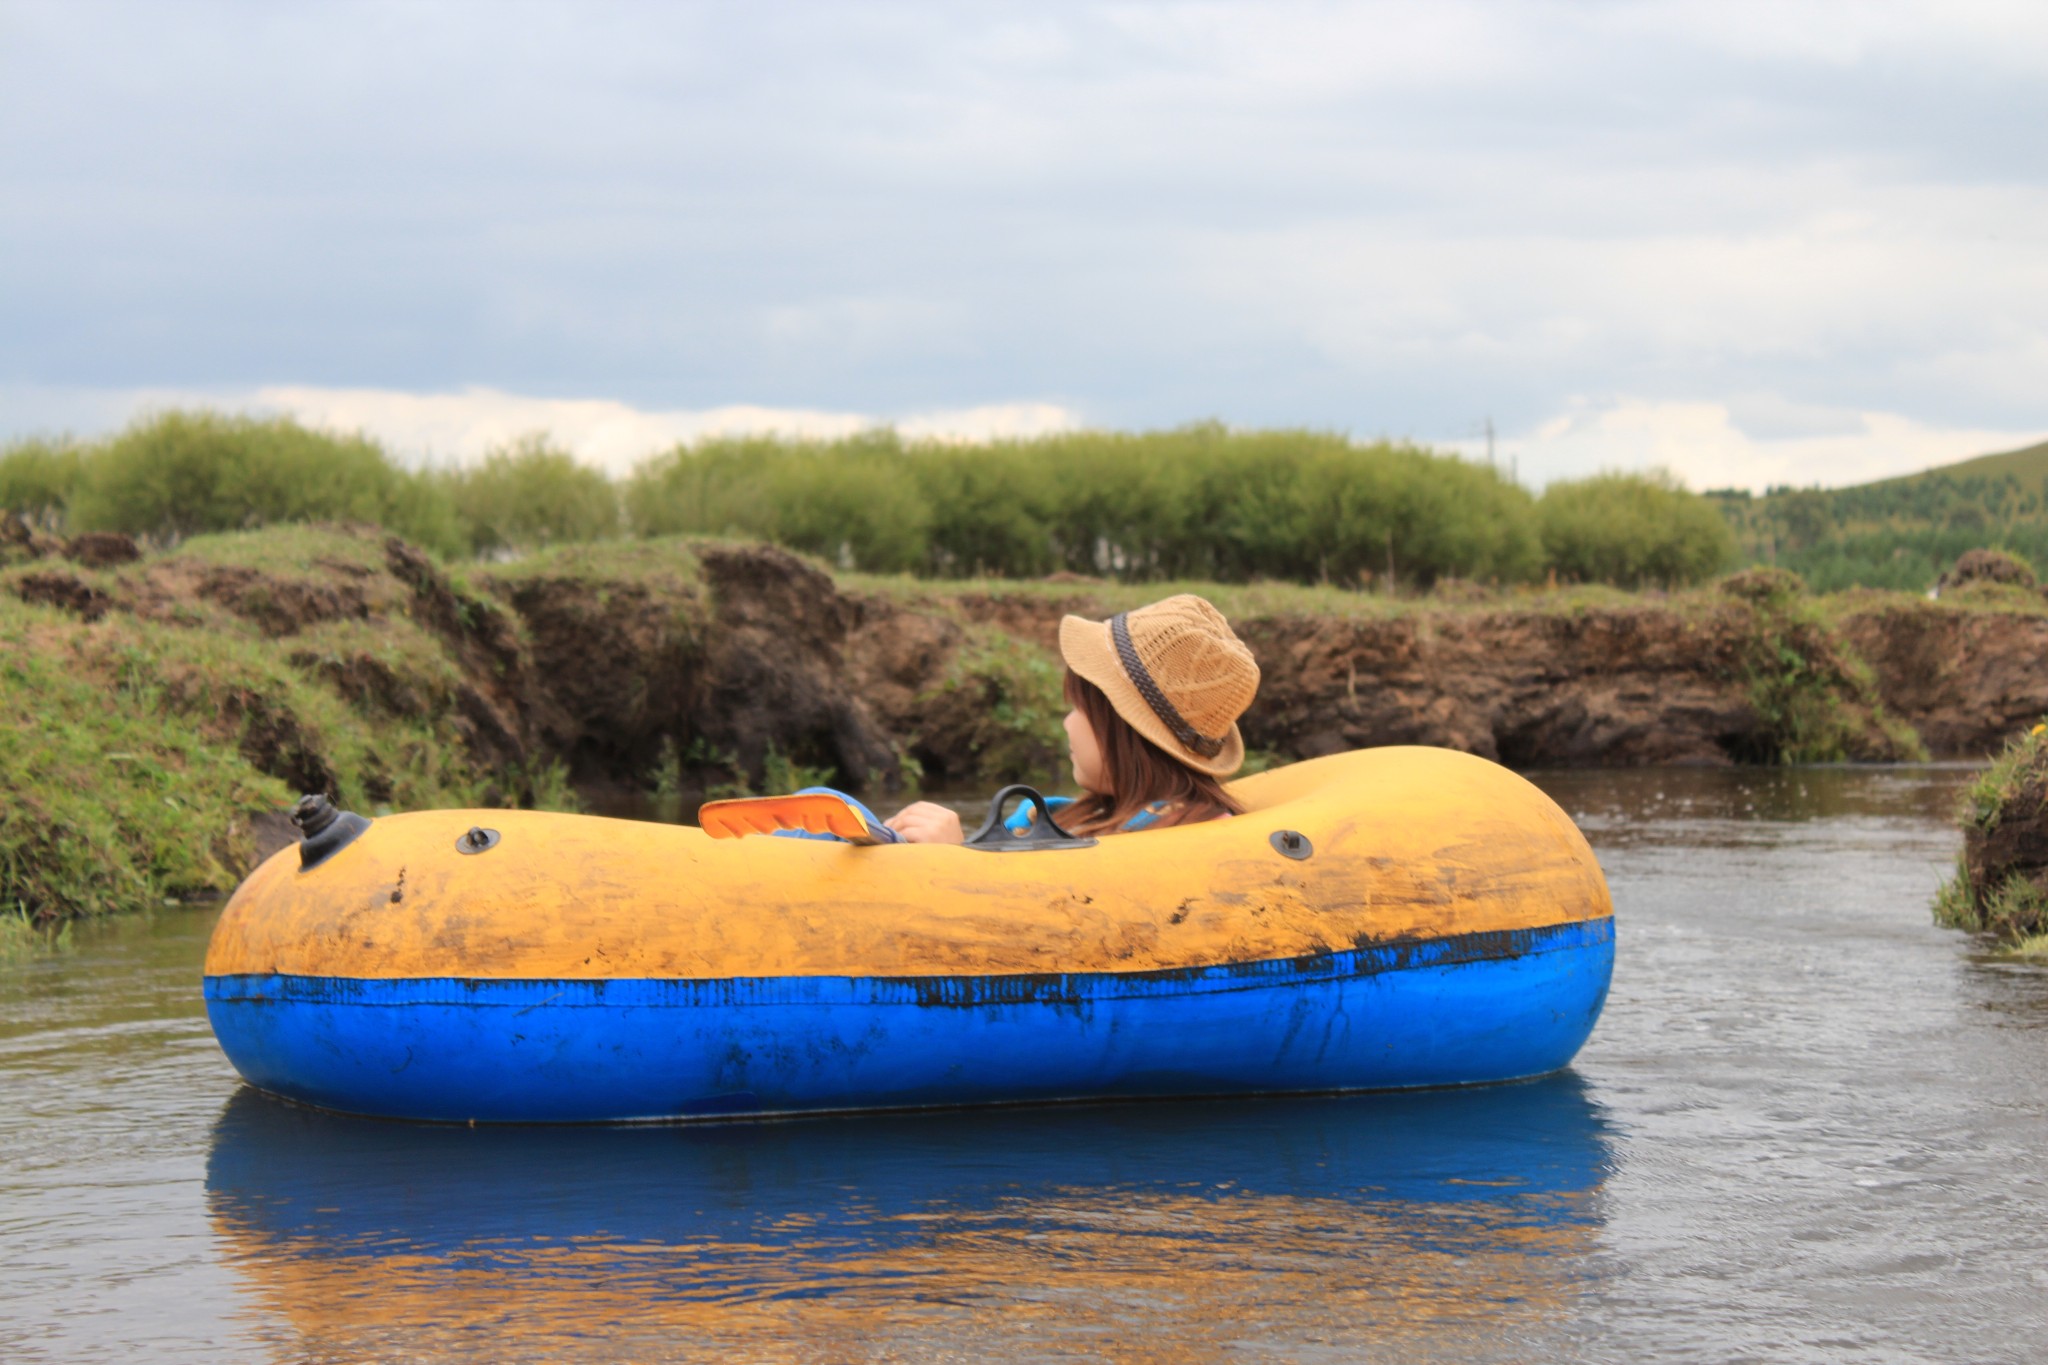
1058, 669, 1244, 837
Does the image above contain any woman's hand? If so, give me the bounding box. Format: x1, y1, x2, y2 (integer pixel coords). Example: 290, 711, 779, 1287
885, 801, 965, 845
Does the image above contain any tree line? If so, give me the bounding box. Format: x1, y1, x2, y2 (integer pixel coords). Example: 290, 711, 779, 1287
1708, 459, 2048, 592
2, 409, 1738, 588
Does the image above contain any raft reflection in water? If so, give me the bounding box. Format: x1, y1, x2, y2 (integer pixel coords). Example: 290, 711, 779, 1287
207, 1077, 1615, 1360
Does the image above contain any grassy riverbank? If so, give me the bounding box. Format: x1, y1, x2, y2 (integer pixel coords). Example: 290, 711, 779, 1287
5, 525, 2041, 940
0, 526, 579, 949
1935, 728, 2048, 956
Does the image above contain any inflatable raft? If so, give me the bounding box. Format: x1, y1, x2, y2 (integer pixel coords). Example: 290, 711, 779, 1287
203, 746, 1613, 1123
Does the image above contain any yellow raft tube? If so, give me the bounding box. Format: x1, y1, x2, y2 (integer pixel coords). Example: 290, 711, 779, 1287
202, 746, 1615, 1122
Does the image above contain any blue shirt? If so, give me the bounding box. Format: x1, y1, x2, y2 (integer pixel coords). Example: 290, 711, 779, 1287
1007, 796, 1169, 836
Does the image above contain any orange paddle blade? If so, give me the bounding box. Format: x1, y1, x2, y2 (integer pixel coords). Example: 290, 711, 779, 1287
698, 793, 889, 844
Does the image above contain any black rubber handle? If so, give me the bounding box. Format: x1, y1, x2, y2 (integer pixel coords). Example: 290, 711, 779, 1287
963, 785, 1097, 852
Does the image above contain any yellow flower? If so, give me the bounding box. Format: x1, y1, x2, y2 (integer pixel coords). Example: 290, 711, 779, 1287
2032, 723, 2046, 737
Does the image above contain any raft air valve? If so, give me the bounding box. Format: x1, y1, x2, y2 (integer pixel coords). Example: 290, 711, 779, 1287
291, 794, 372, 871
457, 826, 501, 854
1270, 830, 1313, 860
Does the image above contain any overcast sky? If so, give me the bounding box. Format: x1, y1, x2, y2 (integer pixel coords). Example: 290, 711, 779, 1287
3, 0, 2045, 488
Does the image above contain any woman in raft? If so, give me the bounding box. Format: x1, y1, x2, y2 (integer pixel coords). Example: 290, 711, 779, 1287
886, 593, 1261, 843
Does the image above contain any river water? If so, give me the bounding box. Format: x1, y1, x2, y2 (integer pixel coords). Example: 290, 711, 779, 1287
3, 767, 2045, 1362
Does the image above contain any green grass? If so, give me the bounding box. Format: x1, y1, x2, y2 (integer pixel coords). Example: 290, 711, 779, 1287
1958, 727, 2048, 831
163, 522, 393, 575
1933, 858, 1976, 931
914, 627, 1071, 785
0, 530, 580, 933
1999, 932, 2048, 961
0, 910, 71, 964
1935, 723, 2048, 941
1875, 437, 2048, 488
477, 534, 718, 589
0, 595, 293, 922
842, 569, 1713, 623
1812, 584, 2048, 629
1981, 873, 2048, 941
847, 566, 2036, 628
760, 743, 839, 795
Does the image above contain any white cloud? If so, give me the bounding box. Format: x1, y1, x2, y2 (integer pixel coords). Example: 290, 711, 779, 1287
251, 386, 873, 473
1184, 186, 2048, 398
4, 2, 2047, 471
1612, 0, 2048, 69
0, 383, 1086, 475
893, 402, 1080, 444
1463, 397, 2044, 493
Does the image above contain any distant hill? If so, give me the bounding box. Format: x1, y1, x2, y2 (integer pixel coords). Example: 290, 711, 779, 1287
1707, 436, 2048, 592
1859, 437, 2048, 491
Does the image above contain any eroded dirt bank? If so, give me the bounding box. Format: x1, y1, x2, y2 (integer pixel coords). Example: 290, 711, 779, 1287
851, 576, 2040, 771
497, 552, 2048, 775
13, 527, 2048, 802
9, 525, 2048, 920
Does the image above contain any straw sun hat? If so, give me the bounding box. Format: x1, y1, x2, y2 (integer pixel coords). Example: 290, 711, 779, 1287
1058, 595, 1260, 778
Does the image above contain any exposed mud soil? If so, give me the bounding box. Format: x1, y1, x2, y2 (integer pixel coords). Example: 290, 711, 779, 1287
11, 527, 2047, 817
489, 543, 899, 792
12, 572, 114, 622
1964, 787, 2048, 915
1838, 603, 2048, 758
846, 586, 1927, 768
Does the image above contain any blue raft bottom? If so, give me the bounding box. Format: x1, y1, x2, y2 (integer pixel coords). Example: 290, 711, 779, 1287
205, 917, 1614, 1123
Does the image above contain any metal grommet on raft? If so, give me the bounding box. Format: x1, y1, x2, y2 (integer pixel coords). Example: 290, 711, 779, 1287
456, 826, 500, 855
1270, 830, 1312, 860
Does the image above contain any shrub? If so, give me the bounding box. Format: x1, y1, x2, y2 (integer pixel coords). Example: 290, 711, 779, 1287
445, 436, 621, 555
1935, 547, 2038, 594
626, 425, 1543, 586
19, 410, 1760, 589
631, 429, 962, 578
755, 435, 934, 573
1539, 470, 1736, 587
625, 433, 934, 572
918, 444, 1062, 578
1002, 426, 1538, 586
1298, 440, 1541, 586
65, 411, 465, 555
1028, 427, 1212, 579
0, 437, 84, 522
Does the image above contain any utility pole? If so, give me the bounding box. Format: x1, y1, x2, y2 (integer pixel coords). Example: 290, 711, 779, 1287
1485, 415, 1495, 468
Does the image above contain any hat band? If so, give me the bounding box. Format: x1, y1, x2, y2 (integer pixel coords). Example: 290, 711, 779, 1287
1108, 612, 1228, 759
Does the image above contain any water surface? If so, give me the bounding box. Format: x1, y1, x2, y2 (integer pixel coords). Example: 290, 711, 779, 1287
4, 766, 2045, 1362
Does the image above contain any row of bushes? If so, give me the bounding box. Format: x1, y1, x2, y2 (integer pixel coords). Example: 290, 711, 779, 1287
2, 410, 1737, 587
